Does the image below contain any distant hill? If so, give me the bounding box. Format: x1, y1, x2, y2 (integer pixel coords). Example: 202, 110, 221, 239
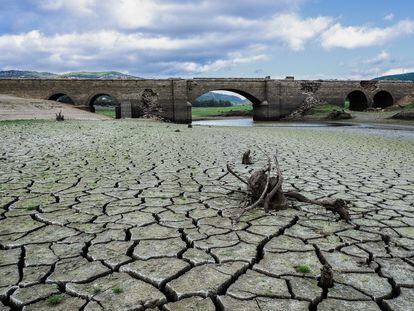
0, 70, 140, 79
61, 71, 138, 79
0, 70, 58, 79
196, 92, 250, 106
374, 72, 414, 81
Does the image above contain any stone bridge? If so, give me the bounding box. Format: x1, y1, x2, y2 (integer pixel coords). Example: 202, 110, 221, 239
0, 78, 413, 123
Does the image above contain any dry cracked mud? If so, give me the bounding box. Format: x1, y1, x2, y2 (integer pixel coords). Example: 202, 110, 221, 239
0, 119, 413, 310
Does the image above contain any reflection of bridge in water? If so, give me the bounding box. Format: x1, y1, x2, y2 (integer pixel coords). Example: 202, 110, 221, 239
0, 78, 413, 123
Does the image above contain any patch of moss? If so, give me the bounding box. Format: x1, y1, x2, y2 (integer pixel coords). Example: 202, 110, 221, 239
112, 286, 123, 294
47, 295, 64, 306
403, 103, 414, 110
295, 264, 311, 274
310, 104, 347, 116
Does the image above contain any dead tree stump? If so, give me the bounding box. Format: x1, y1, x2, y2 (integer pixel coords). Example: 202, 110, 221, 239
318, 264, 334, 289
56, 111, 64, 121
227, 151, 351, 221
242, 150, 253, 165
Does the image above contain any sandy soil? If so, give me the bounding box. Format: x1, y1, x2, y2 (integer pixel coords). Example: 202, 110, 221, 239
0, 94, 110, 121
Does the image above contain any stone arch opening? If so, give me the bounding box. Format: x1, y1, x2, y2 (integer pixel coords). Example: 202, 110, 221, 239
48, 93, 74, 104
346, 90, 368, 111
192, 89, 259, 120
373, 91, 393, 108
89, 93, 118, 118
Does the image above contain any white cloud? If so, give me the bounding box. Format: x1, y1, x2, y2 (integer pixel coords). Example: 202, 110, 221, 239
266, 14, 332, 50
376, 50, 390, 61
166, 53, 267, 73
381, 67, 414, 76
384, 13, 394, 21
365, 50, 390, 65
321, 20, 414, 49
2, 1, 414, 76
34, 0, 303, 32
0, 30, 267, 75
106, 0, 163, 29
37, 0, 97, 15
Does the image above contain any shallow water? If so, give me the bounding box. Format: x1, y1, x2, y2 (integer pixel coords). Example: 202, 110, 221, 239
193, 118, 355, 128
192, 118, 414, 132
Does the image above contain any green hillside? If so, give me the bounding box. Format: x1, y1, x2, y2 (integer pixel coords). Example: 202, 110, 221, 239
374, 72, 414, 81
60, 71, 138, 79
0, 70, 139, 79
0, 70, 58, 79
194, 92, 250, 106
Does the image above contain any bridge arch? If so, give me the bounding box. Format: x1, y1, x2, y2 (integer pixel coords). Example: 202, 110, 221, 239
88, 93, 120, 118
218, 89, 262, 106
48, 93, 75, 104
346, 90, 368, 111
190, 87, 262, 106
191, 89, 261, 120
373, 90, 393, 108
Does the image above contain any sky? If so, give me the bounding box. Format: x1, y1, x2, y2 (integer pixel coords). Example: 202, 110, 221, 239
0, 0, 413, 79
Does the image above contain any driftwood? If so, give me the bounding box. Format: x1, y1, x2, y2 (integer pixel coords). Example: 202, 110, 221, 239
227, 152, 350, 221
242, 150, 253, 165
318, 264, 334, 289
55, 111, 64, 121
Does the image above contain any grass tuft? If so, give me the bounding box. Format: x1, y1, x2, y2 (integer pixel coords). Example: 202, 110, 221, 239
47, 295, 64, 306
295, 264, 311, 274
112, 286, 123, 294
309, 104, 346, 115
92, 286, 102, 295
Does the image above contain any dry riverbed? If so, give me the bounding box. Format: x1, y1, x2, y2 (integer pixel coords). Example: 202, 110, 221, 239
0, 120, 413, 310
0, 95, 109, 121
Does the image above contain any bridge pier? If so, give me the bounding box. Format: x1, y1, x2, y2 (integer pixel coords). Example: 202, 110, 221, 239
119, 102, 132, 118
254, 80, 287, 121
253, 101, 269, 121
171, 80, 192, 124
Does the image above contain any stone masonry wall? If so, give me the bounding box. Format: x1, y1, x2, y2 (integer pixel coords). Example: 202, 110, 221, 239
0, 78, 413, 123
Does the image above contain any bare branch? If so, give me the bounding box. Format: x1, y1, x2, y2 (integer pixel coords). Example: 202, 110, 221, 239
234, 157, 272, 221
256, 145, 271, 170
285, 191, 350, 221
226, 164, 248, 185
262, 154, 285, 211
263, 169, 283, 211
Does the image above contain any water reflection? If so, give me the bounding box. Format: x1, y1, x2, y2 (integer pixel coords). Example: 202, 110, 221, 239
192, 118, 355, 128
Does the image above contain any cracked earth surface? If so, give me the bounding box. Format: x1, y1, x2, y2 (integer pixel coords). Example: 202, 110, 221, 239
0, 120, 413, 311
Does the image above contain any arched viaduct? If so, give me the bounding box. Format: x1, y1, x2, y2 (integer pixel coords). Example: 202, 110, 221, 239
0, 78, 413, 123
